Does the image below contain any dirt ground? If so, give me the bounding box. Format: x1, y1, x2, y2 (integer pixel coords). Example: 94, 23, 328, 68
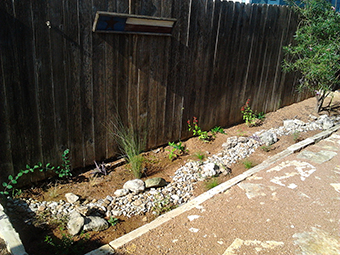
1, 93, 340, 255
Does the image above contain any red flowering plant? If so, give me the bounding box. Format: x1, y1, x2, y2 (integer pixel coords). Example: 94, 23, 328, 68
240, 99, 258, 126
187, 117, 209, 141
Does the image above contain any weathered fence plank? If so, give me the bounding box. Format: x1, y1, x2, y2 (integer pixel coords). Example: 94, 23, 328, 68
49, 0, 70, 162
0, 0, 309, 185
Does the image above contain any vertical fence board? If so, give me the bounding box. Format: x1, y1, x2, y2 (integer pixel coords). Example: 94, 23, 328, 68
63, 0, 83, 167
0, 1, 34, 178
32, 1, 57, 169
204, 0, 222, 129
79, 0, 95, 165
48, 0, 70, 160
93, 0, 108, 162
172, 0, 189, 140
0, 9, 14, 181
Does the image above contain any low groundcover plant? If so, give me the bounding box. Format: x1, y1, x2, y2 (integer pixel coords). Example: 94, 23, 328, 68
1, 149, 71, 197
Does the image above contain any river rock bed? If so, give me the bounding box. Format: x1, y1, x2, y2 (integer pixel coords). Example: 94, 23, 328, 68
4, 114, 340, 234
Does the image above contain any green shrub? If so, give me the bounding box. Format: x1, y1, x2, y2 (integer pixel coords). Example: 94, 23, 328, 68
283, 0, 340, 112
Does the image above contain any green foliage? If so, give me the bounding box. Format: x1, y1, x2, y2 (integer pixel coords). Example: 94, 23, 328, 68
55, 149, 72, 178
241, 99, 257, 126
167, 141, 187, 161
193, 152, 205, 161
108, 217, 119, 227
292, 130, 301, 142
283, 0, 340, 112
187, 117, 209, 142
205, 177, 220, 190
210, 126, 226, 138
243, 159, 254, 169
45, 230, 90, 255
151, 194, 177, 216
108, 120, 146, 179
261, 145, 272, 152
256, 112, 266, 120
1, 149, 71, 197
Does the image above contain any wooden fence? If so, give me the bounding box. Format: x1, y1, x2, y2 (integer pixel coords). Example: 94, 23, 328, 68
0, 0, 305, 184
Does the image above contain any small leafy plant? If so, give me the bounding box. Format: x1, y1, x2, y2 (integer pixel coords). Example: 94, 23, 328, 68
55, 149, 72, 178
91, 161, 107, 176
1, 149, 71, 197
187, 117, 209, 142
243, 159, 254, 169
167, 141, 187, 161
261, 145, 272, 152
108, 217, 119, 226
292, 130, 301, 143
45, 229, 90, 255
193, 152, 205, 161
241, 99, 257, 126
256, 112, 266, 120
210, 126, 226, 138
205, 177, 220, 190
151, 195, 177, 216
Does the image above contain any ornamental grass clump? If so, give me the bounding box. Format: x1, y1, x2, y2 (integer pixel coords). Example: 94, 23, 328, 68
107, 120, 145, 179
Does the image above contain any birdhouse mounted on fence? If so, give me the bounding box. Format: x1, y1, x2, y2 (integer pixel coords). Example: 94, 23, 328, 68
92, 11, 177, 36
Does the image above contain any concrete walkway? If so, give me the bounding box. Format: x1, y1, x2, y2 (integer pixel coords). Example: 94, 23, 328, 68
87, 125, 340, 255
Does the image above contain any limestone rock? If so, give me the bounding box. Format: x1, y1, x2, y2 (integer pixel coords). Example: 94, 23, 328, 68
283, 120, 296, 129
322, 118, 334, 129
83, 216, 109, 232
75, 205, 89, 216
65, 193, 79, 204
67, 211, 84, 236
114, 189, 129, 197
123, 179, 145, 193
201, 163, 219, 178
145, 177, 167, 189
260, 131, 278, 146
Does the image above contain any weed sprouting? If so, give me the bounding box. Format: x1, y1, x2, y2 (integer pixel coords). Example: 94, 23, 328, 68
205, 177, 220, 190
243, 159, 254, 169
292, 131, 301, 143
261, 145, 272, 152
194, 152, 205, 161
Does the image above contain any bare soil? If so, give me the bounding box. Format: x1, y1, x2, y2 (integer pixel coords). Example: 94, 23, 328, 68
1, 94, 339, 255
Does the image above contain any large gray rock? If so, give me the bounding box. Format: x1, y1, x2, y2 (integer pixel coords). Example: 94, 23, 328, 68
65, 193, 79, 204
145, 178, 167, 188
260, 131, 278, 146
123, 179, 145, 193
83, 216, 109, 232
67, 211, 84, 235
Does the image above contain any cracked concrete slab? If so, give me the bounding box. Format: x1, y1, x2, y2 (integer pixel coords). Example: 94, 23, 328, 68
223, 238, 284, 254
293, 227, 340, 255
297, 150, 337, 164
237, 183, 276, 199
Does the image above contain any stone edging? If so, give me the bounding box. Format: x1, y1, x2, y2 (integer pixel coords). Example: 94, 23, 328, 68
85, 124, 340, 255
0, 203, 28, 255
